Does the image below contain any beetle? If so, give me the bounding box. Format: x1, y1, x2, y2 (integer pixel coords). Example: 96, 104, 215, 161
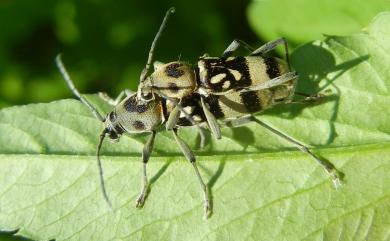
56, 55, 213, 216
55, 7, 342, 219
136, 9, 301, 143
135, 8, 341, 190
56, 53, 341, 219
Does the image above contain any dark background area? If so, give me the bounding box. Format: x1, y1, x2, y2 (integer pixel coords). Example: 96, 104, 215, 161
0, 0, 260, 109
0, 0, 258, 239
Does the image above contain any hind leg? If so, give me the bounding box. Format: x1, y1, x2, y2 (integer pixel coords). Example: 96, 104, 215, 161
225, 115, 342, 189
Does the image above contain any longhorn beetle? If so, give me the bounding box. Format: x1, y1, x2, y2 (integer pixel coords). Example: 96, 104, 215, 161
136, 8, 342, 187
56, 54, 212, 216
136, 9, 313, 143
56, 7, 342, 218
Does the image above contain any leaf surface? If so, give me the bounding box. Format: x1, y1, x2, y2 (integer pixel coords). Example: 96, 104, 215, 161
0, 12, 390, 241
247, 0, 390, 46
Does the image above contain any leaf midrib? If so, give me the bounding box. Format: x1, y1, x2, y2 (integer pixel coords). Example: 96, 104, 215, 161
1, 142, 389, 161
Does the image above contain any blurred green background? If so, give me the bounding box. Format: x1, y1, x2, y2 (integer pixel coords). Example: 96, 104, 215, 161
1, 0, 388, 109
0, 0, 388, 240
0, 0, 258, 109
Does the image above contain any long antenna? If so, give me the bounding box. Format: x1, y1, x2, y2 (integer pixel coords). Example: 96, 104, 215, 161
56, 54, 112, 208
139, 7, 175, 83
55, 54, 105, 122
97, 129, 112, 209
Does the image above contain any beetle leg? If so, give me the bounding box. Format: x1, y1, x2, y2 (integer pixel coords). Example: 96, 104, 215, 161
225, 115, 343, 189
166, 104, 181, 130
172, 129, 211, 218
154, 89, 207, 148
200, 96, 221, 139
98, 89, 134, 106
238, 71, 297, 93
222, 39, 255, 57
136, 131, 157, 208
291, 92, 326, 104
250, 37, 291, 70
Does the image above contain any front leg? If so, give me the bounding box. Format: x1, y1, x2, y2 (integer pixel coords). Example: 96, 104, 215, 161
99, 89, 134, 106
136, 131, 156, 207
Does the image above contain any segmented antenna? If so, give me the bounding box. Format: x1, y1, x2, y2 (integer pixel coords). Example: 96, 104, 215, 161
97, 129, 112, 209
56, 54, 112, 208
55, 54, 105, 122
139, 7, 175, 84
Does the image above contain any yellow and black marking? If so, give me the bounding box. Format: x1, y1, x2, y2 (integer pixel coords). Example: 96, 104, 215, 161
164, 80, 295, 127
114, 95, 163, 133
198, 57, 251, 92
165, 62, 185, 78
197, 56, 289, 94
123, 97, 148, 113
163, 94, 207, 126
145, 61, 198, 98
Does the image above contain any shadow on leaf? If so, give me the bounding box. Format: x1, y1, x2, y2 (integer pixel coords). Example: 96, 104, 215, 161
261, 39, 369, 146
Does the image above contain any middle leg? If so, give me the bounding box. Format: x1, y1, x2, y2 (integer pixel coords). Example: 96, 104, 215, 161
172, 128, 211, 218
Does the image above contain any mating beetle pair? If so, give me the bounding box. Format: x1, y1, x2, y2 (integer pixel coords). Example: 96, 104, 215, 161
56, 7, 342, 218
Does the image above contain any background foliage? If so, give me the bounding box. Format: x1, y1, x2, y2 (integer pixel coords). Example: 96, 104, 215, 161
0, 0, 256, 108
0, 0, 389, 241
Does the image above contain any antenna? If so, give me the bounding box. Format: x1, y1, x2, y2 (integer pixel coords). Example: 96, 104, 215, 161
97, 129, 112, 209
56, 54, 112, 209
139, 7, 176, 84
55, 54, 105, 122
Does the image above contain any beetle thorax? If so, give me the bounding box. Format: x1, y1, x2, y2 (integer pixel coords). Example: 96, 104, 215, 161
114, 95, 163, 134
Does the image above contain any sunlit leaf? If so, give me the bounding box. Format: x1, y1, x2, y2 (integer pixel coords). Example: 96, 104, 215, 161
0, 12, 389, 241
247, 0, 390, 46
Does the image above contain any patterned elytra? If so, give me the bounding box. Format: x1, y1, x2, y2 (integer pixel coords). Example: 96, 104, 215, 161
263, 57, 280, 78
197, 56, 287, 95
150, 54, 296, 129
198, 57, 251, 92
204, 95, 224, 118
240, 91, 262, 113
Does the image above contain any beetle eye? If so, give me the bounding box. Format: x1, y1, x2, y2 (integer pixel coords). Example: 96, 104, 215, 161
108, 131, 119, 140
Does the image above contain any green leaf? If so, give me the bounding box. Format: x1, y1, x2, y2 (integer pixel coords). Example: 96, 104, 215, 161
247, 0, 390, 46
1, 12, 390, 241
